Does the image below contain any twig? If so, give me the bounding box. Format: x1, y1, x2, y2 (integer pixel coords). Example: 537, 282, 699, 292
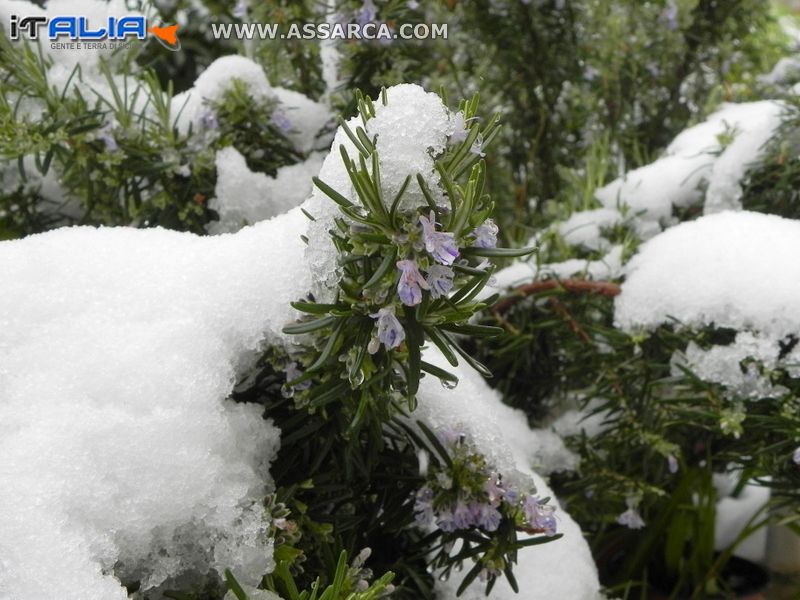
492, 278, 621, 315
547, 296, 592, 343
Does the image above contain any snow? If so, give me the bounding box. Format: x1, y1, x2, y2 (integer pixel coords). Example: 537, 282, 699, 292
596, 154, 708, 224
366, 84, 453, 210
417, 351, 600, 600
672, 333, 791, 400
551, 399, 612, 440
558, 208, 624, 251
0, 210, 312, 599
272, 87, 332, 154
759, 56, 800, 86
0, 214, 601, 600
703, 103, 786, 214
209, 147, 324, 234
715, 481, 770, 564
616, 211, 800, 338
595, 102, 785, 232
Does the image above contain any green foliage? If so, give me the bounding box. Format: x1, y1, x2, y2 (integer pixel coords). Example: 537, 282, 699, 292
4, 1, 800, 597
0, 36, 303, 237
227, 91, 556, 599
226, 550, 395, 600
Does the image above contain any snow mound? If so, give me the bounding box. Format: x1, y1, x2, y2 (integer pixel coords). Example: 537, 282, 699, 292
0, 81, 599, 599
596, 102, 785, 231
616, 211, 800, 337
209, 147, 324, 234
0, 210, 600, 600
0, 210, 313, 599
558, 208, 624, 251
272, 87, 333, 154
172, 55, 274, 133
171, 55, 330, 149
417, 351, 600, 600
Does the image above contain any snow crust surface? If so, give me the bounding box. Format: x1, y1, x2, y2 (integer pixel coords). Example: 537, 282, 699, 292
616, 211, 800, 337
209, 148, 324, 234
0, 211, 312, 599
596, 101, 785, 231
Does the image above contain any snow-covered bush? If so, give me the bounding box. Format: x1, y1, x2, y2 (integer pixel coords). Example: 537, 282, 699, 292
0, 2, 330, 238
0, 82, 602, 599
3, 1, 800, 599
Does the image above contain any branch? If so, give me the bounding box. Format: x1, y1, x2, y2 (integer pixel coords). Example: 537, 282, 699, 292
492, 278, 621, 315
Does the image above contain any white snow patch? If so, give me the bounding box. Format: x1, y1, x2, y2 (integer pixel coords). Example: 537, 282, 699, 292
171, 56, 330, 149
672, 333, 790, 400
209, 147, 324, 234
272, 87, 332, 154
0, 210, 313, 599
595, 102, 785, 233
616, 211, 800, 338
171, 55, 274, 133
558, 208, 624, 251
715, 482, 770, 564
0, 81, 597, 600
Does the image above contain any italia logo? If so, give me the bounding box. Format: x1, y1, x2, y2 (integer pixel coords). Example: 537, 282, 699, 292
8, 15, 180, 51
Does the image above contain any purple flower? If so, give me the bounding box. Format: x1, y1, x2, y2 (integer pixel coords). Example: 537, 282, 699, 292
503, 486, 519, 506
97, 124, 118, 151
646, 62, 661, 78
414, 487, 434, 526
470, 134, 486, 158
471, 219, 498, 249
371, 306, 405, 350
271, 107, 292, 133
484, 473, 504, 506
437, 425, 466, 447
356, 0, 378, 27
617, 507, 646, 530
617, 497, 645, 529
584, 65, 600, 82
667, 454, 679, 474
793, 446, 800, 465
452, 501, 474, 529
473, 502, 502, 532
200, 109, 219, 131
660, 1, 679, 30
436, 509, 457, 533
285, 362, 311, 391
419, 211, 459, 266
232, 0, 248, 18
425, 265, 454, 299
396, 259, 429, 306
524, 496, 557, 536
